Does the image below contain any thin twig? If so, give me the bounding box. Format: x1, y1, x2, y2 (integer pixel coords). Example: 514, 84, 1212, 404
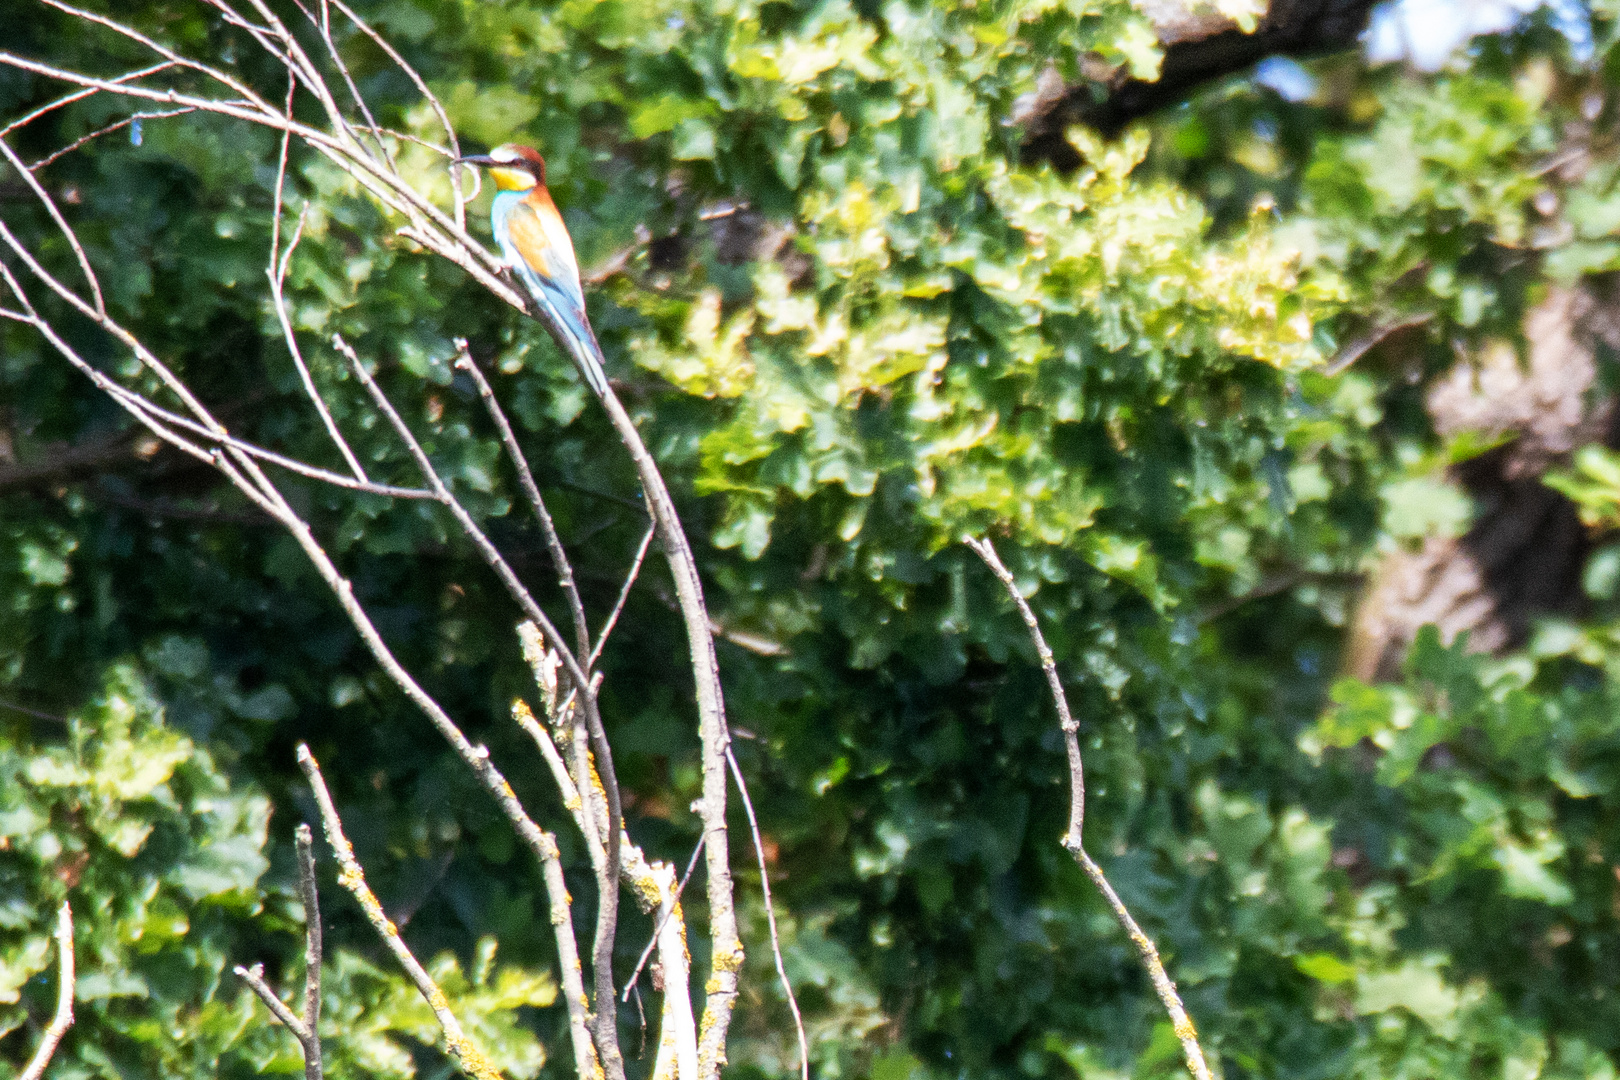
456, 343, 589, 660
339, 337, 625, 1078
0, 61, 174, 139
727, 748, 808, 1080
623, 836, 705, 1004
0, 137, 104, 317
592, 523, 657, 668
1322, 312, 1434, 377
269, 206, 370, 481
324, 0, 464, 230
297, 745, 501, 1080
299, 0, 393, 168
235, 962, 311, 1040
296, 823, 324, 1080
19, 902, 74, 1080
966, 537, 1211, 1080
964, 539, 1083, 846
28, 107, 197, 170
266, 67, 369, 487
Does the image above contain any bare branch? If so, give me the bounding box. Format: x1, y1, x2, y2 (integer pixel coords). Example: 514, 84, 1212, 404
324, 0, 464, 230
591, 522, 657, 668
296, 0, 393, 168
583, 389, 742, 1078
38, 0, 279, 117
268, 206, 371, 482
456, 343, 589, 660
232, 826, 323, 1078
296, 823, 324, 1080
966, 537, 1211, 1080
339, 338, 625, 1077
727, 748, 808, 1080
28, 107, 197, 171
0, 136, 105, 317
235, 962, 312, 1041
19, 902, 75, 1080
297, 745, 502, 1080
0, 61, 174, 139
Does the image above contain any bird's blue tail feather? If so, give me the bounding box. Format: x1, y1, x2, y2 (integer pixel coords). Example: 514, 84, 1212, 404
516, 267, 612, 398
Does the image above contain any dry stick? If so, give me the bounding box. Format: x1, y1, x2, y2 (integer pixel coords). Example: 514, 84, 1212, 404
726, 748, 809, 1080
456, 345, 590, 660
296, 745, 502, 1080
590, 522, 657, 669
0, 61, 173, 138
338, 339, 626, 1080
0, 137, 104, 317
965, 538, 1211, 1080
296, 823, 324, 1080
29, 107, 196, 170
542, 313, 741, 1079
18, 902, 74, 1080
269, 125, 370, 482
233, 824, 325, 1079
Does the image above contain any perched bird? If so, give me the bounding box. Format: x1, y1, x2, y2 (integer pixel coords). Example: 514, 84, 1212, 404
455, 144, 610, 396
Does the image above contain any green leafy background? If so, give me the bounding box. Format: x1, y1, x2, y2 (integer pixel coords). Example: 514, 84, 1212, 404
5, 0, 1620, 1077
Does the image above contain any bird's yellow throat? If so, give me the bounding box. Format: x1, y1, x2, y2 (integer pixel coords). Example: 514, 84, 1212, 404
488, 165, 536, 192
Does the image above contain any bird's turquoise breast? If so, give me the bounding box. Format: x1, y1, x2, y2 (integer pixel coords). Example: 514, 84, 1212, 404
490, 190, 526, 263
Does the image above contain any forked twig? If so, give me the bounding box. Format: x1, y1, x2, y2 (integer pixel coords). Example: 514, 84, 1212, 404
966, 537, 1211, 1080
233, 822, 325, 1079
18, 902, 74, 1080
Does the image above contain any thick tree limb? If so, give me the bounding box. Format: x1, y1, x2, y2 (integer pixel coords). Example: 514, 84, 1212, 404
1023, 0, 1379, 166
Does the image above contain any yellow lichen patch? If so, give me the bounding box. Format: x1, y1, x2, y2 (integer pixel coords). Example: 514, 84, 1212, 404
445, 1032, 504, 1080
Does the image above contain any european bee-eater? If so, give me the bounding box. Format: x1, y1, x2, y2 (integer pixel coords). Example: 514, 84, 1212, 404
456, 144, 610, 397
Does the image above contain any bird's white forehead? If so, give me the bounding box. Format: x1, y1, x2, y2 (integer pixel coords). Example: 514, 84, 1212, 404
489, 146, 521, 164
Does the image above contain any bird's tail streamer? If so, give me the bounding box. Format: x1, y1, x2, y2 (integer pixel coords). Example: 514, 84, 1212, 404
534, 288, 612, 399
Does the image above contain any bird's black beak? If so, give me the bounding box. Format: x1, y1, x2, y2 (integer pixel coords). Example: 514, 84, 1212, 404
453, 154, 498, 168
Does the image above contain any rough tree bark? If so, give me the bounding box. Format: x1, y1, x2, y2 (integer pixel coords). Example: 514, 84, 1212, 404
1021, 0, 1380, 167
1346, 279, 1620, 680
